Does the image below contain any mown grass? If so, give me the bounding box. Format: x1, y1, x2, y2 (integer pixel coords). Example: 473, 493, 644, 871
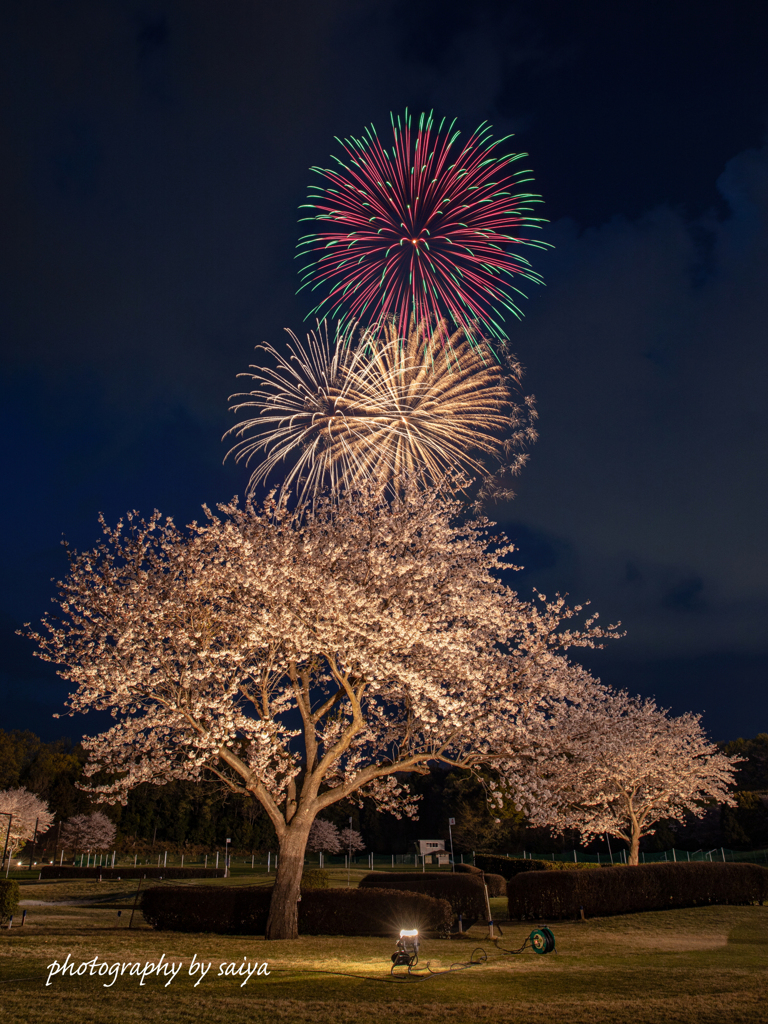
2, 874, 767, 1023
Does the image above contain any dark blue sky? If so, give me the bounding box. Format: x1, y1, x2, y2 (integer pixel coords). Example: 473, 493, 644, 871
2, 0, 767, 741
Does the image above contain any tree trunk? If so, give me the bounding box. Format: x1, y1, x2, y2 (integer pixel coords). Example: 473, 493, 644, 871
628, 826, 640, 866
265, 819, 312, 940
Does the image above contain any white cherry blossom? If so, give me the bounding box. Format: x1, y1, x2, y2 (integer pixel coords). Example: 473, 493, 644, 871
24, 484, 619, 936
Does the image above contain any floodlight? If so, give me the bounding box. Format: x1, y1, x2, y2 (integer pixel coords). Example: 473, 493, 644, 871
391, 928, 420, 973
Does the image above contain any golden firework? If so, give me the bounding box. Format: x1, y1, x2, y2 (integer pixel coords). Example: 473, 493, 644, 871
225, 319, 535, 502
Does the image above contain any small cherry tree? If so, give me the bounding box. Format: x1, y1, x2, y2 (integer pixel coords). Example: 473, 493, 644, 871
339, 826, 365, 854
59, 812, 116, 855
25, 486, 617, 938
0, 788, 54, 865
510, 684, 741, 864
307, 819, 342, 854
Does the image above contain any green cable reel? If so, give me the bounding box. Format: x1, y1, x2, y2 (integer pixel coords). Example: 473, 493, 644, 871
529, 927, 556, 954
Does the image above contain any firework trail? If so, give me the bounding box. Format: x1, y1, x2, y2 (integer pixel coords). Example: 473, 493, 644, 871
297, 110, 547, 342
225, 319, 537, 503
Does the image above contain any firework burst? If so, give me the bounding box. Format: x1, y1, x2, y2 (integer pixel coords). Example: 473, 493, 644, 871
297, 110, 548, 341
225, 319, 537, 503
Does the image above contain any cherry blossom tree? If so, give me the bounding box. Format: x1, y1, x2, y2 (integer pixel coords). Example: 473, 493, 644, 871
25, 485, 617, 938
59, 812, 116, 854
0, 788, 54, 865
510, 684, 741, 864
307, 818, 342, 854
339, 826, 365, 854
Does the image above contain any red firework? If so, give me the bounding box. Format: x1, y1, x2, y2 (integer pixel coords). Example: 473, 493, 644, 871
297, 110, 547, 340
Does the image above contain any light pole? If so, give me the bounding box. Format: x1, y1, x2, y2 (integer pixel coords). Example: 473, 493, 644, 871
1, 813, 12, 878
29, 817, 39, 872
448, 818, 456, 872
346, 816, 352, 888
225, 838, 231, 878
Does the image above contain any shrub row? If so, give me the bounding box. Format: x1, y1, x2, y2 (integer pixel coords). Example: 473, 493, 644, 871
141, 885, 452, 936
452, 863, 505, 895
39, 866, 224, 880
301, 869, 330, 889
0, 880, 19, 923
475, 854, 602, 879
359, 871, 486, 926
484, 873, 507, 897
507, 862, 768, 919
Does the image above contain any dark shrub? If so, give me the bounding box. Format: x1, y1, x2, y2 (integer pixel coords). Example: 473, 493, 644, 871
454, 863, 483, 874
299, 888, 452, 936
475, 854, 602, 879
359, 871, 485, 926
507, 862, 768, 920
141, 884, 451, 936
0, 880, 19, 923
301, 869, 330, 890
483, 873, 507, 897
141, 884, 262, 933
39, 866, 223, 880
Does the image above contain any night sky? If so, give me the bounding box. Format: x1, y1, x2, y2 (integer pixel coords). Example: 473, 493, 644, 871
2, 1, 767, 742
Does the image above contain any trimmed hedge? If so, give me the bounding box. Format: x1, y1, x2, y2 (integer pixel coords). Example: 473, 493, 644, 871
0, 880, 19, 923
452, 863, 504, 895
141, 884, 452, 936
507, 862, 768, 920
475, 853, 602, 879
484, 873, 507, 897
359, 871, 485, 926
301, 869, 330, 890
39, 866, 223, 880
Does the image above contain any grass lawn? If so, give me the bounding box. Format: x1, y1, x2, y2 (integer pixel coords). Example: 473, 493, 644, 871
2, 872, 767, 1023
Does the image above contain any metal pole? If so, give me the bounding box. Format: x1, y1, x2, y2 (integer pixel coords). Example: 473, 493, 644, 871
29, 818, 39, 871
1, 813, 12, 878
605, 833, 613, 865
347, 817, 352, 888
448, 818, 456, 872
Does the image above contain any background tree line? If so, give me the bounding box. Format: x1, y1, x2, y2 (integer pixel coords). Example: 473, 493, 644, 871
2, 728, 766, 857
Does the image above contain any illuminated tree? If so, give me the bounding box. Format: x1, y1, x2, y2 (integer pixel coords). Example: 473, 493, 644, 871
0, 788, 54, 864
306, 818, 341, 854
59, 811, 116, 854
339, 826, 365, 854
511, 685, 741, 864
25, 485, 617, 938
